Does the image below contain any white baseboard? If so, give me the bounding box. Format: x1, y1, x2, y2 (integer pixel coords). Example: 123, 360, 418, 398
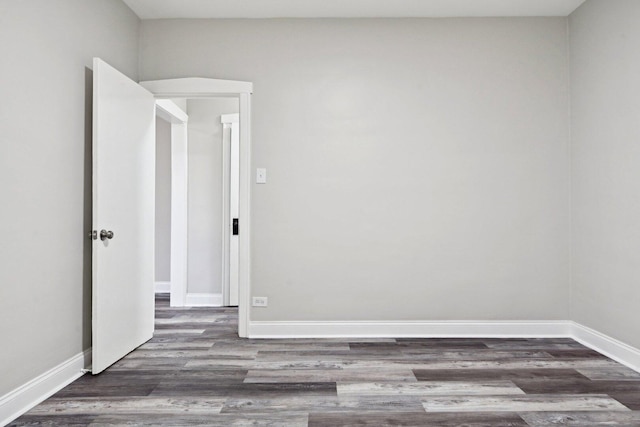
0, 349, 91, 426
248, 319, 640, 374
154, 281, 171, 293
185, 293, 222, 307
248, 320, 573, 339
571, 322, 640, 373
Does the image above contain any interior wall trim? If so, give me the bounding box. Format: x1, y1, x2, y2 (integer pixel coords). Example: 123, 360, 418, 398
185, 293, 223, 307
248, 320, 574, 339
0, 349, 91, 426
154, 281, 171, 293
248, 319, 640, 373
571, 321, 640, 373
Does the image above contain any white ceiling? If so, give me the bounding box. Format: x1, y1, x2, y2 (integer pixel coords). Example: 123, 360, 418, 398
123, 0, 586, 19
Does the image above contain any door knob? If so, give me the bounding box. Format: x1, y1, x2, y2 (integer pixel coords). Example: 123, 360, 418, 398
100, 229, 114, 241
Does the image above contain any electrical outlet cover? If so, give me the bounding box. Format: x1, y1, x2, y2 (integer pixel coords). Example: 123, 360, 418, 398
252, 296, 268, 307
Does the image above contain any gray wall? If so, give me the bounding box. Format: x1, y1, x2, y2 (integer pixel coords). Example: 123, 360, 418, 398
5, 0, 640, 403
171, 98, 188, 113
187, 98, 239, 295
570, 1, 640, 349
155, 117, 171, 282
0, 0, 139, 396
140, 18, 571, 321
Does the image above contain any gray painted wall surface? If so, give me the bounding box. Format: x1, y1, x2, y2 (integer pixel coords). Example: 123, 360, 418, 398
140, 18, 571, 321
570, 0, 640, 349
0, 0, 139, 396
171, 98, 188, 112
3, 0, 640, 406
155, 117, 171, 282
187, 98, 239, 295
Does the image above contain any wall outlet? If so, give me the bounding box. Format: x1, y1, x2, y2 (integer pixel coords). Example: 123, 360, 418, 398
252, 296, 268, 307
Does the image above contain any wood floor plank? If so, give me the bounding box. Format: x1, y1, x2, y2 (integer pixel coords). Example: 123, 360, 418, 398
108, 357, 190, 370
60, 371, 168, 385
544, 348, 609, 359
512, 378, 640, 395
413, 368, 590, 382
221, 343, 352, 352
396, 358, 621, 370
123, 349, 220, 359
243, 368, 418, 383
138, 342, 214, 350
577, 366, 640, 381
482, 338, 586, 350
396, 350, 555, 360
188, 357, 619, 371
7, 415, 97, 426
90, 413, 308, 426
421, 394, 630, 412
182, 359, 259, 369
26, 397, 225, 415
392, 339, 490, 349
155, 323, 237, 330
610, 392, 640, 410
221, 395, 425, 413
520, 410, 640, 426
151, 329, 206, 335
256, 349, 555, 361
52, 384, 158, 398
151, 382, 337, 398
336, 381, 525, 396
308, 411, 529, 427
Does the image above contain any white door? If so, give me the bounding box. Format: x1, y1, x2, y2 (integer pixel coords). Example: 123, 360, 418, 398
92, 58, 156, 374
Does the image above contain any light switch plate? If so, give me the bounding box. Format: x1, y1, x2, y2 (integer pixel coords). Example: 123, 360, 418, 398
256, 168, 267, 184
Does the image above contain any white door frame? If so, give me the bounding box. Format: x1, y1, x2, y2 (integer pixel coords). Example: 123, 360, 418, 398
155, 99, 189, 308
221, 113, 240, 306
141, 78, 252, 338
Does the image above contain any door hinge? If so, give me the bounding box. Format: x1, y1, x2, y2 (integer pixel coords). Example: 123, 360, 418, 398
233, 218, 239, 235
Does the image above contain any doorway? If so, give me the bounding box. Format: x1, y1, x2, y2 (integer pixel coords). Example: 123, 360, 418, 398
141, 77, 252, 338
154, 99, 240, 308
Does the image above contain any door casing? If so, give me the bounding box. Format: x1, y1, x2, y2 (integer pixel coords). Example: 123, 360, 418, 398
141, 78, 253, 338
221, 113, 240, 307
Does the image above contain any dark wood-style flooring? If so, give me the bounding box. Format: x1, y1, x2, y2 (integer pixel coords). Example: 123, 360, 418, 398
11, 294, 640, 426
